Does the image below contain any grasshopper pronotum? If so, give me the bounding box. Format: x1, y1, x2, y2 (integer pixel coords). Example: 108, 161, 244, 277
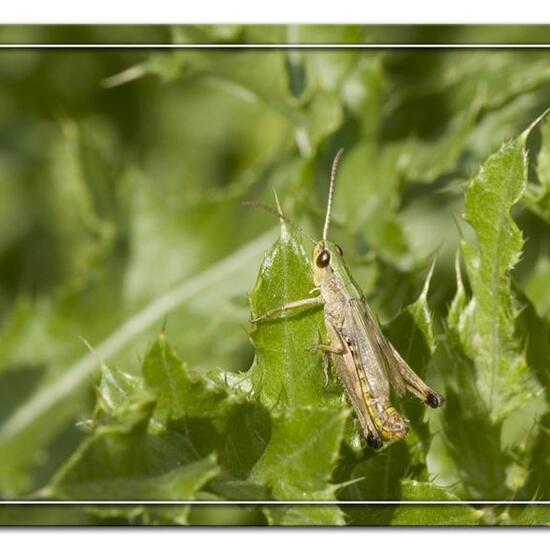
245, 149, 444, 449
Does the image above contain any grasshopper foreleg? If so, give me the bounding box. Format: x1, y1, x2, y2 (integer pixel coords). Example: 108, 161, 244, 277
250, 295, 324, 323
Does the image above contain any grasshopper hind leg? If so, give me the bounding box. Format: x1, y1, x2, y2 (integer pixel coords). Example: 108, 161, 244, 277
323, 321, 385, 450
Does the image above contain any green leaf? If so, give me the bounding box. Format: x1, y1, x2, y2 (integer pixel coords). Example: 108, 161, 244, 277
460, 123, 538, 421
0, 227, 275, 497
143, 334, 232, 421
247, 222, 347, 522
96, 363, 146, 418
508, 505, 550, 526
24, 120, 116, 294
437, 385, 509, 500
401, 104, 480, 183
428, 118, 549, 501
217, 402, 271, 480
346, 481, 481, 526
249, 223, 332, 409
249, 407, 347, 501
40, 360, 221, 524
389, 481, 482, 526
430, 260, 523, 500
345, 442, 410, 502
263, 504, 345, 526
42, 357, 221, 496
7, 28, 550, 524
105, 47, 345, 153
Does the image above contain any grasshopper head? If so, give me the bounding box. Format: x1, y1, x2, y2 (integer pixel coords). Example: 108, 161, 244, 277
312, 240, 346, 285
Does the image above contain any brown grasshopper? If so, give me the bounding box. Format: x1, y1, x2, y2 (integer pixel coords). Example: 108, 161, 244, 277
246, 149, 444, 449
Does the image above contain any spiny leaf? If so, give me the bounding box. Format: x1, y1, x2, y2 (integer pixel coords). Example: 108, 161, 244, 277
508, 505, 550, 526
460, 121, 540, 420
33, 120, 115, 293
340, 442, 409, 525
389, 481, 482, 526
438, 387, 509, 500
143, 334, 232, 421
386, 261, 436, 361
8, 29, 550, 525
429, 117, 548, 500
263, 504, 346, 526
353, 443, 410, 498
248, 223, 347, 520
432, 259, 520, 500
249, 406, 347, 500
40, 362, 220, 525
0, 228, 275, 497
345, 481, 481, 526
249, 223, 333, 409
217, 401, 272, 480
96, 363, 146, 418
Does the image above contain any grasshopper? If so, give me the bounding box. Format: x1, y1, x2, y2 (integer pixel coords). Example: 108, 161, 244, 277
246, 149, 444, 449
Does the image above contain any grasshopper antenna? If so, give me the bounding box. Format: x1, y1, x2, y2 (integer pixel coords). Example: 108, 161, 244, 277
323, 148, 344, 241
241, 199, 317, 244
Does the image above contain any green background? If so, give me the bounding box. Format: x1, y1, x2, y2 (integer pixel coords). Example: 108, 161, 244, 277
1, 25, 550, 525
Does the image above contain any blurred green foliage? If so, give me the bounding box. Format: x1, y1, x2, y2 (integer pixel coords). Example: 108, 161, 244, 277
1, 25, 550, 526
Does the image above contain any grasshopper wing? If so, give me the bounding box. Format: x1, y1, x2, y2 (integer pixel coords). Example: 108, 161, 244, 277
348, 299, 407, 397
353, 298, 444, 408
372, 320, 444, 408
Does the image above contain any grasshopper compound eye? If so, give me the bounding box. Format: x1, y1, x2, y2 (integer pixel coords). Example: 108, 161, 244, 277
316, 249, 331, 268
